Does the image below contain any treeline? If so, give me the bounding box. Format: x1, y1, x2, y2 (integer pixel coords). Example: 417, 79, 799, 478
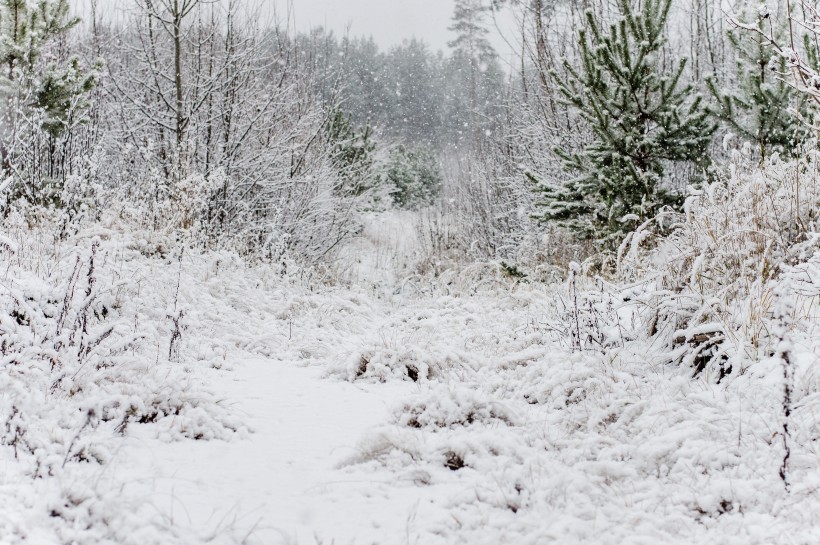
0, 0, 818, 270
429, 0, 819, 262
292, 30, 506, 150
0, 0, 512, 258
0, 0, 440, 262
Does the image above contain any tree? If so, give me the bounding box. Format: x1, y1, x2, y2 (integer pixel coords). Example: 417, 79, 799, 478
1, 0, 82, 172
385, 144, 443, 209
0, 0, 97, 201
0, 0, 79, 79
448, 0, 501, 146
384, 39, 442, 146
449, 0, 496, 105
707, 5, 809, 160
116, 0, 213, 182
35, 57, 98, 139
535, 0, 715, 244
325, 106, 378, 196
337, 36, 388, 129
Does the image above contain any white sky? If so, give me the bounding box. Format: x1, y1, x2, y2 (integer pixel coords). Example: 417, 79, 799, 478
73, 0, 519, 65
284, 0, 518, 65
288, 0, 459, 53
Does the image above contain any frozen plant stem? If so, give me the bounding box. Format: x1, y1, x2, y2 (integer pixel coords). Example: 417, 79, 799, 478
77, 240, 100, 338
774, 290, 795, 492
780, 345, 792, 492
569, 263, 581, 352
62, 409, 96, 468
168, 249, 184, 362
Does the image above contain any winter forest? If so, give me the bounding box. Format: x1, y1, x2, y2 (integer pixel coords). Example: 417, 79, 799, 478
1, 0, 819, 542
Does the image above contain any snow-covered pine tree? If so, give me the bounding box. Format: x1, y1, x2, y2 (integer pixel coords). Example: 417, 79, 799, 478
447, 0, 502, 146
448, 0, 497, 110
326, 106, 378, 196
0, 0, 96, 203
385, 144, 443, 209
706, 4, 809, 160
0, 0, 83, 109
386, 38, 443, 146
534, 0, 715, 245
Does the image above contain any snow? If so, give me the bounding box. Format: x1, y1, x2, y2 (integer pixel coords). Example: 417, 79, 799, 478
1, 210, 819, 544
121, 362, 413, 544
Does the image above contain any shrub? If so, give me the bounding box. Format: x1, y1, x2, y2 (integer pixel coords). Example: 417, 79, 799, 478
618, 148, 820, 379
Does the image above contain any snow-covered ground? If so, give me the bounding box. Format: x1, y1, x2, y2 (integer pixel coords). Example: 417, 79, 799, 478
2, 212, 820, 544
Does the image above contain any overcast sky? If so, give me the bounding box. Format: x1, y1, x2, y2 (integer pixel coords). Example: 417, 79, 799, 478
285, 0, 515, 59
290, 0, 458, 52
73, 0, 518, 65
286, 0, 518, 64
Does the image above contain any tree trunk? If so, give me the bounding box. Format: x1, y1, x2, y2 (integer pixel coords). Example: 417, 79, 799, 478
173, 0, 186, 176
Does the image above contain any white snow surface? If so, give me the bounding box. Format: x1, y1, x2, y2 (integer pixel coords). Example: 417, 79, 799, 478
2, 214, 820, 544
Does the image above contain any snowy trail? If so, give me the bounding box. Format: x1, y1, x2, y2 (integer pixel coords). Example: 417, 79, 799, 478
122, 358, 415, 544
7, 224, 818, 544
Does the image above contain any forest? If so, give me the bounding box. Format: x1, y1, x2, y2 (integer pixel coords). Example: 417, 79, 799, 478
1, 0, 819, 543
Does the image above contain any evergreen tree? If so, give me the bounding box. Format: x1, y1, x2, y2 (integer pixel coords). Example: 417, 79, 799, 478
447, 0, 500, 145
385, 39, 443, 146
37, 57, 98, 139
536, 0, 715, 244
338, 36, 388, 127
0, 0, 99, 200
448, 0, 497, 79
326, 107, 378, 196
385, 144, 443, 209
706, 6, 809, 160
0, 0, 79, 78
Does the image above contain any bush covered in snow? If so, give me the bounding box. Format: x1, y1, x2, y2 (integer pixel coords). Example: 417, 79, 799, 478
618, 149, 820, 379
0, 218, 249, 542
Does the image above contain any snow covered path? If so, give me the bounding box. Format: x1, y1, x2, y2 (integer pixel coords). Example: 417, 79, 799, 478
111, 262, 820, 545
4, 227, 819, 544
122, 360, 418, 544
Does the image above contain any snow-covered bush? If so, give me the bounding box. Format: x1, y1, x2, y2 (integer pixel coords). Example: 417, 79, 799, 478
619, 148, 820, 378
0, 222, 243, 540
335, 344, 471, 383
394, 385, 519, 430
0, 235, 238, 458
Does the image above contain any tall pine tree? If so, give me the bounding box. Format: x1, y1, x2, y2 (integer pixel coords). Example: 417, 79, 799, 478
534, 0, 715, 244
448, 0, 501, 146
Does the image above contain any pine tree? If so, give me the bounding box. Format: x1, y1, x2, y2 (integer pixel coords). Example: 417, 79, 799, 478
535, 0, 715, 244
385, 39, 442, 146
326, 107, 378, 196
706, 6, 809, 160
38, 57, 99, 139
448, 0, 496, 71
0, 0, 79, 79
1, 0, 91, 177
448, 0, 500, 145
385, 144, 443, 209
0, 0, 99, 200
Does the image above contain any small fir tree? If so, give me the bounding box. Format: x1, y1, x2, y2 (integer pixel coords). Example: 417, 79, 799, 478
535, 0, 716, 244
706, 7, 809, 160
385, 144, 443, 209
36, 56, 98, 139
0, 0, 98, 203
326, 107, 378, 196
